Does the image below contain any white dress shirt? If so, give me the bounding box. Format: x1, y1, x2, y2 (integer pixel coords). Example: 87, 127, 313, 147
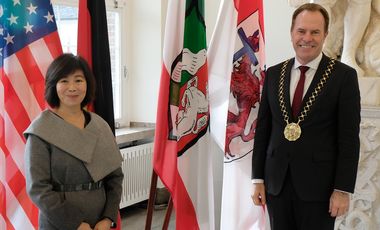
289, 53, 323, 105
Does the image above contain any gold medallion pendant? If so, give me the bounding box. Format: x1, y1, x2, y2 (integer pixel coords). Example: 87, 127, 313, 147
284, 123, 301, 141
277, 58, 335, 142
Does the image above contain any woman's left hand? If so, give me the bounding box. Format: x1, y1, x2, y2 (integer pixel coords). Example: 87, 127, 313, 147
93, 218, 112, 230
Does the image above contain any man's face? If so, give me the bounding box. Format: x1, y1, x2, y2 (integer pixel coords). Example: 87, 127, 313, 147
291, 10, 327, 65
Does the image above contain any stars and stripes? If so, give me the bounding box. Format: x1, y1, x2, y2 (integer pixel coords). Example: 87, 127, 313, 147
0, 0, 62, 229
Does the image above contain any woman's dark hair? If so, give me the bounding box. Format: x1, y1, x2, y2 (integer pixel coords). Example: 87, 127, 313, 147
291, 3, 330, 33
45, 53, 96, 108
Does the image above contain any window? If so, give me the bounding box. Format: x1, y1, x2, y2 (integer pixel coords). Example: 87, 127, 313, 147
52, 0, 127, 125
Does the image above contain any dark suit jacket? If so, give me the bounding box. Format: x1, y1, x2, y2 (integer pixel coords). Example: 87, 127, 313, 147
252, 54, 361, 202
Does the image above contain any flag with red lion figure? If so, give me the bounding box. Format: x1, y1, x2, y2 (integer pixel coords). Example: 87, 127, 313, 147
153, 0, 215, 229
208, 0, 267, 229
0, 0, 62, 229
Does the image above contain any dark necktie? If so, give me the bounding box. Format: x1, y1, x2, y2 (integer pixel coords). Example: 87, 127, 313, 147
292, 66, 309, 118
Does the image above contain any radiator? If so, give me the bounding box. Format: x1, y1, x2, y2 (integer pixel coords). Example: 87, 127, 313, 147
119, 142, 154, 208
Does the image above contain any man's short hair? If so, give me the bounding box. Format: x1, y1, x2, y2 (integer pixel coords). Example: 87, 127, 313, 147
291, 3, 330, 33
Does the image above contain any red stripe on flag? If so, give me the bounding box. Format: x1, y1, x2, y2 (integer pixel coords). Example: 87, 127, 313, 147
16, 48, 46, 110
0, 183, 4, 210
4, 149, 38, 228
154, 65, 199, 229
0, 116, 10, 158
77, 0, 92, 67
77, 0, 93, 112
0, 115, 17, 230
153, 66, 177, 188
0, 182, 16, 230
5, 155, 20, 184
7, 167, 26, 199
18, 188, 39, 228
1, 115, 39, 229
173, 174, 199, 228
1, 74, 31, 138
44, 32, 63, 59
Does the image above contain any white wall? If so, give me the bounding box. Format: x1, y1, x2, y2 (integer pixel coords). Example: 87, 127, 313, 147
126, 0, 162, 123
205, 0, 220, 44
263, 0, 295, 67
127, 0, 295, 123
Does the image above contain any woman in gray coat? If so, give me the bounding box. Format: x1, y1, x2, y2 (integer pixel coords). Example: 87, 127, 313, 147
24, 53, 123, 230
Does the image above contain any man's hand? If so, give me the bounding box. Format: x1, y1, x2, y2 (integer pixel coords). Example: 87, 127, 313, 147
94, 218, 112, 230
77, 222, 92, 230
251, 183, 266, 206
329, 190, 350, 217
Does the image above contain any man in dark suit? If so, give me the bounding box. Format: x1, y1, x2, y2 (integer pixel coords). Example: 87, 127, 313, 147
251, 3, 360, 230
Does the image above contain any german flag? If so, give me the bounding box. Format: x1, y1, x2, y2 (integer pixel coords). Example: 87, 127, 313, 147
77, 0, 115, 134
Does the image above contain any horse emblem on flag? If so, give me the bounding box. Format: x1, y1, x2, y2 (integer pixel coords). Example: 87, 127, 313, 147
154, 1, 213, 228
167, 7, 209, 156
169, 48, 208, 156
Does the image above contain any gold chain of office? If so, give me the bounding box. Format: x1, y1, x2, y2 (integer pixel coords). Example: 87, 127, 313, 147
278, 58, 336, 141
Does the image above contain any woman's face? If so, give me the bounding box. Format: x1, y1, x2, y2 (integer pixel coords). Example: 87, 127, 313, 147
56, 69, 87, 110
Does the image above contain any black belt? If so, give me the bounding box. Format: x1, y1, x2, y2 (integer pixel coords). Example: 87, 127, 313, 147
52, 180, 104, 192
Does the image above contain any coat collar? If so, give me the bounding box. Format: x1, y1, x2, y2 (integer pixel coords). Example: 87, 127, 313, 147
24, 110, 122, 182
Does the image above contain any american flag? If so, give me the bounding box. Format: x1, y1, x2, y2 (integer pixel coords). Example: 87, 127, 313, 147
0, 0, 62, 229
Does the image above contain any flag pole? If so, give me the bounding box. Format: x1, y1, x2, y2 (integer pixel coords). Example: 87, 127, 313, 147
162, 197, 173, 229
145, 170, 173, 230
145, 170, 157, 230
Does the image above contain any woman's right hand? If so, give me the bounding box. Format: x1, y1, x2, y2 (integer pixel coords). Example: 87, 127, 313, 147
77, 222, 92, 230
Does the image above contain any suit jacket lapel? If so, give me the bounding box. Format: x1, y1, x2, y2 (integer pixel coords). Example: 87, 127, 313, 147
301, 54, 330, 112
284, 58, 295, 122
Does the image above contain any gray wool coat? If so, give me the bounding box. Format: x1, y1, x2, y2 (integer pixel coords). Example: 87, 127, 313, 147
24, 110, 123, 230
